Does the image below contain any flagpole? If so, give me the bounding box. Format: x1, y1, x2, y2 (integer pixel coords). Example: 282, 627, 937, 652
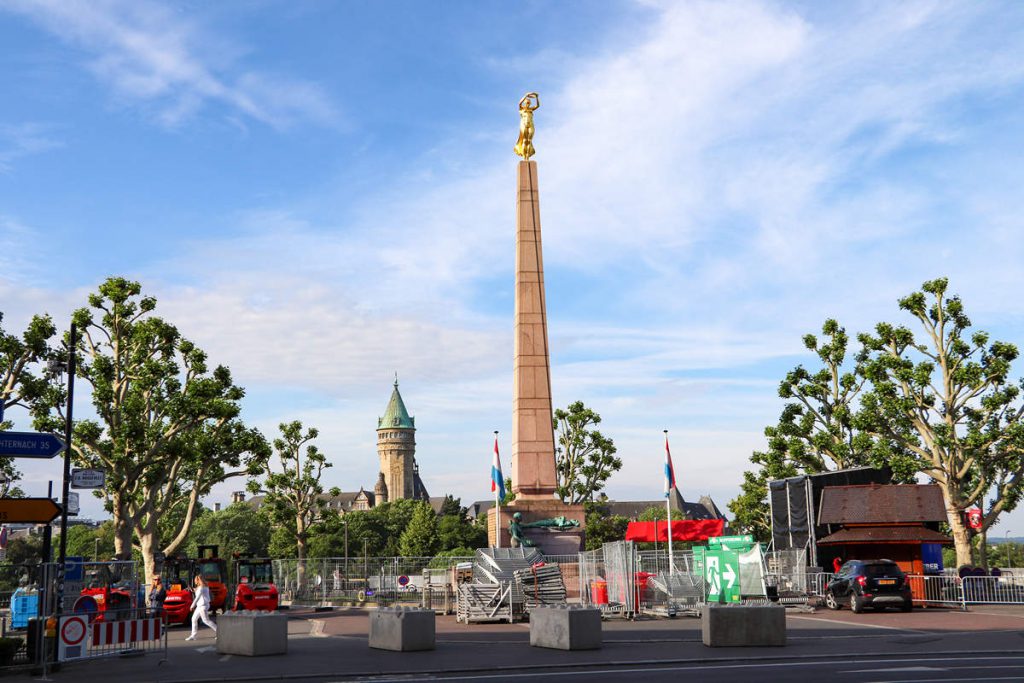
494, 431, 501, 549
665, 430, 675, 575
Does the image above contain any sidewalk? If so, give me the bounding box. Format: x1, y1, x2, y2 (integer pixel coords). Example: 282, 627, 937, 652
42, 606, 1024, 683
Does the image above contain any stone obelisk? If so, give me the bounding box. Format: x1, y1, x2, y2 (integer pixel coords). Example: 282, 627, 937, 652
487, 93, 585, 552
510, 158, 558, 500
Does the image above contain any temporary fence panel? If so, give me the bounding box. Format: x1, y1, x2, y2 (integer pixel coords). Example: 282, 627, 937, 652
905, 574, 964, 608
602, 541, 639, 618
962, 575, 1024, 605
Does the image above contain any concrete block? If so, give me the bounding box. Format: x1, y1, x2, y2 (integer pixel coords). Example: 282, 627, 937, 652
216, 611, 288, 656
529, 606, 602, 650
701, 605, 786, 647
369, 607, 435, 652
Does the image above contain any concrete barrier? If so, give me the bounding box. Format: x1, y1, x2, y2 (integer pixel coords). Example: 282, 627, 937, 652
369, 607, 435, 652
529, 606, 602, 651
217, 611, 288, 656
701, 604, 786, 647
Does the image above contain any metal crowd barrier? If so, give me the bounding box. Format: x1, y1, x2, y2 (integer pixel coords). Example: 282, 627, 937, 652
962, 574, 1024, 605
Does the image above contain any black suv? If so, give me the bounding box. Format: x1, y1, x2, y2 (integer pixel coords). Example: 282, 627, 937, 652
824, 560, 912, 612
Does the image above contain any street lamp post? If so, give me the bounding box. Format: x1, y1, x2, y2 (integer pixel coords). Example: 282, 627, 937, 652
94, 537, 100, 562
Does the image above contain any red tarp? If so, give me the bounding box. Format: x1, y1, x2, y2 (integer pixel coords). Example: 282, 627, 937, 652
624, 519, 725, 542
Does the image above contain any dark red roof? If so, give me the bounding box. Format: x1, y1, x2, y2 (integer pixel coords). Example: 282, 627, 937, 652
817, 526, 952, 545
817, 484, 946, 524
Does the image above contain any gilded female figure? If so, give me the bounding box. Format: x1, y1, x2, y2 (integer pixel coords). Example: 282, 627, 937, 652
514, 92, 540, 159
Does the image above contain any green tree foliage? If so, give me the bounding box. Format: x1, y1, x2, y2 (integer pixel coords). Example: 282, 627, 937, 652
3, 535, 43, 565
583, 502, 629, 550
306, 499, 423, 558
249, 421, 338, 561
398, 502, 440, 557
0, 312, 56, 495
185, 503, 272, 559
31, 278, 270, 583
728, 319, 914, 541
857, 278, 1024, 566
553, 401, 622, 504
435, 497, 487, 551
427, 547, 477, 568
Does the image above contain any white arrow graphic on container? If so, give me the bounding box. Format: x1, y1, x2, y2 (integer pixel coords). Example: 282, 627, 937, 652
723, 564, 737, 589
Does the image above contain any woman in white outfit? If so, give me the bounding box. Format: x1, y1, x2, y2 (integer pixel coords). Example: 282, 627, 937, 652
186, 574, 218, 640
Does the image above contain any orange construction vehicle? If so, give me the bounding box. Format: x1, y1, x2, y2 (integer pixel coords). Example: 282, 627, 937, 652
75, 563, 134, 622
159, 556, 195, 625
195, 545, 229, 614
232, 557, 279, 611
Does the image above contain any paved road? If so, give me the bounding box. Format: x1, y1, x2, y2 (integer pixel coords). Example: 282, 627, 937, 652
41, 606, 1024, 682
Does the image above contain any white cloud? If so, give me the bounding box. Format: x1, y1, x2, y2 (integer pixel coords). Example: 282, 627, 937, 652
2, 0, 338, 129
0, 123, 62, 173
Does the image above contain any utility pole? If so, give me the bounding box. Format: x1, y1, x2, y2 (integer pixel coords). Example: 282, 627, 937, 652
56, 322, 77, 612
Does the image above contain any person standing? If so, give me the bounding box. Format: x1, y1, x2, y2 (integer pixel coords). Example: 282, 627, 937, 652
148, 576, 166, 616
186, 575, 217, 641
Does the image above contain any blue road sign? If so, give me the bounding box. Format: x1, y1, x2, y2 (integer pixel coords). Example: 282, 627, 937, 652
65, 556, 85, 582
0, 431, 66, 458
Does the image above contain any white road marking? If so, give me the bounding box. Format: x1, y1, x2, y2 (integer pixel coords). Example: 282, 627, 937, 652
195, 645, 216, 653
219, 654, 232, 662
310, 619, 329, 637
789, 614, 928, 633
398, 656, 1024, 680
843, 666, 948, 673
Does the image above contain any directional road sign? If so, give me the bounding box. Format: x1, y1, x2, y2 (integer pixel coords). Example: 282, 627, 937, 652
0, 431, 65, 459
0, 498, 62, 524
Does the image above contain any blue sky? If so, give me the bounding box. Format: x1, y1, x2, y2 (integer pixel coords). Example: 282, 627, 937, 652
2, 0, 1024, 532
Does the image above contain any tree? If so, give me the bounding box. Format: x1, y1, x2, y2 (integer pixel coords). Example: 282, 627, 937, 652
249, 421, 337, 562
728, 319, 915, 540
583, 502, 629, 550
858, 278, 1024, 566
399, 502, 440, 557
186, 504, 272, 559
32, 277, 270, 583
553, 401, 621, 504
1, 312, 57, 496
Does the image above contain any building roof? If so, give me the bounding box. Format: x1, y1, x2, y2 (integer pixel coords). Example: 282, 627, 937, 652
817, 526, 952, 545
817, 484, 946, 525
378, 380, 415, 430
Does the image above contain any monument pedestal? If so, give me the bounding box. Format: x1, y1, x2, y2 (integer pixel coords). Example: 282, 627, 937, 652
486, 501, 586, 555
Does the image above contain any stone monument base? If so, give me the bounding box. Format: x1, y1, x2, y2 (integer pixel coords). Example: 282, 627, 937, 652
486, 500, 586, 555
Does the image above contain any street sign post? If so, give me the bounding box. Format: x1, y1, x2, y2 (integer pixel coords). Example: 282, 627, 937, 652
0, 498, 62, 524
0, 432, 66, 459
71, 468, 105, 489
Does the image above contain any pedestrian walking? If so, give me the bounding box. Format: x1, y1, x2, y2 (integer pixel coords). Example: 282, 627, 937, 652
186, 574, 218, 640
148, 575, 166, 616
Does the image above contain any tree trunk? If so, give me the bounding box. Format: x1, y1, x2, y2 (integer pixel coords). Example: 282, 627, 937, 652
112, 516, 134, 561
978, 528, 989, 570
946, 503, 973, 568
137, 528, 158, 586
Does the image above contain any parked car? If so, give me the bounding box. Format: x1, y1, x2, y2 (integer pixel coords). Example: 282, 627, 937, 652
824, 559, 912, 613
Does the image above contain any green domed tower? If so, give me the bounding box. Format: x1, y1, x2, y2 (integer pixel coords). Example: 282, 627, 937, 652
377, 379, 426, 501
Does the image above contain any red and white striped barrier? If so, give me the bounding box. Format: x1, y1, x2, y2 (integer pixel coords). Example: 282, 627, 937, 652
92, 617, 162, 646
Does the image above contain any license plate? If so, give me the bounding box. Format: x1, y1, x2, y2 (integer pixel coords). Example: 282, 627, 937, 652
878, 579, 896, 585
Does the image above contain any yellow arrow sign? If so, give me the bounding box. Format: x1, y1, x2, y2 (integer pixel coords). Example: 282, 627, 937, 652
0, 498, 62, 524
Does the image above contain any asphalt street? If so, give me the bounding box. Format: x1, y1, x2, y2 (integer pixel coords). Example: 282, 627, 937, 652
37, 605, 1024, 683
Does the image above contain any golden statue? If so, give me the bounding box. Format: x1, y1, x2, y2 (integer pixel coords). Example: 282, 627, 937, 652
514, 92, 540, 159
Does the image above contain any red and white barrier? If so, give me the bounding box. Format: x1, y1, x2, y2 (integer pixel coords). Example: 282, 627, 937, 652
92, 617, 162, 646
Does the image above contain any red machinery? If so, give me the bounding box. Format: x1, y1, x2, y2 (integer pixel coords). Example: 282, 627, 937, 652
76, 563, 134, 622
159, 556, 195, 625
196, 545, 229, 614
232, 557, 279, 612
